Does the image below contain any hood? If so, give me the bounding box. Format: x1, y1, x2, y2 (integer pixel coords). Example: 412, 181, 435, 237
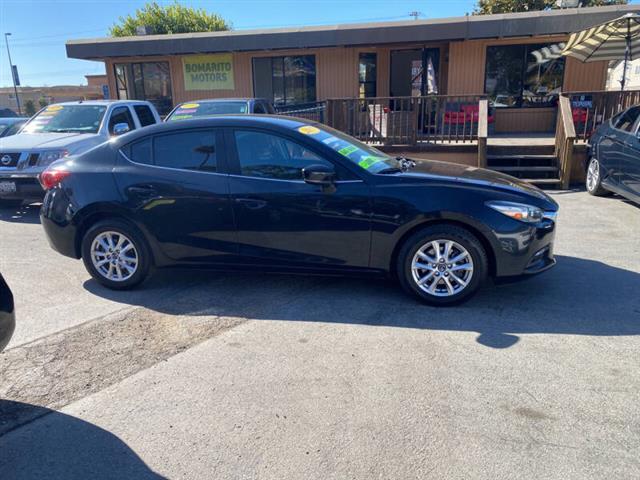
0, 132, 104, 153
404, 159, 557, 205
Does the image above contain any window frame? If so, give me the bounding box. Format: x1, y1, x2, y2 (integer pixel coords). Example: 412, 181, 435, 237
133, 104, 157, 127
251, 55, 317, 107
484, 42, 566, 109
225, 127, 359, 183
108, 106, 136, 135
358, 52, 377, 99
613, 106, 640, 134
112, 61, 174, 116
118, 128, 229, 175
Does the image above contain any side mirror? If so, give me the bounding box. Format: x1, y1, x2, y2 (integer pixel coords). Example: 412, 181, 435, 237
303, 164, 336, 185
112, 123, 131, 136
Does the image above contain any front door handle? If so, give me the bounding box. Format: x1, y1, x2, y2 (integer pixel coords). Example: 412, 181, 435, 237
235, 198, 267, 210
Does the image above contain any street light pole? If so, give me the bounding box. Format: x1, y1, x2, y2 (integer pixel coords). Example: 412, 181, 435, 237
4, 33, 22, 115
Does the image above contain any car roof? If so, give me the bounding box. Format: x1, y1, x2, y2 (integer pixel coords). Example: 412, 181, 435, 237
177, 98, 270, 104
113, 115, 312, 145
50, 100, 151, 107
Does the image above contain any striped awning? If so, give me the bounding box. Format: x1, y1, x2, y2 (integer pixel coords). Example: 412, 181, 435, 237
562, 13, 640, 62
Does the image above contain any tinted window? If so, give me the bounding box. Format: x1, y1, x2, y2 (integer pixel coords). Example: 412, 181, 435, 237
154, 130, 217, 172
109, 107, 135, 134
134, 105, 156, 126
614, 107, 640, 132
234, 130, 332, 180
359, 53, 377, 98
23, 105, 107, 134
252, 56, 316, 106
122, 137, 152, 165
114, 62, 173, 116
253, 102, 267, 114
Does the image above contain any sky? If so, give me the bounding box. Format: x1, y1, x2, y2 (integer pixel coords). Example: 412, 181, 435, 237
0, 0, 635, 88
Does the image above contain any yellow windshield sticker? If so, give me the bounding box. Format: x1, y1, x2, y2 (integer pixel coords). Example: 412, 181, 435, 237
358, 156, 387, 169
46, 105, 64, 112
181, 103, 200, 109
298, 126, 320, 135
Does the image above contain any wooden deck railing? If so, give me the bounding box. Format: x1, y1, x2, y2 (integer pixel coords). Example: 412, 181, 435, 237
566, 89, 640, 141
325, 95, 487, 146
555, 95, 577, 189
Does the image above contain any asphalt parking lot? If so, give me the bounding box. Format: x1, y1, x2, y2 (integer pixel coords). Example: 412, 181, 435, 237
0, 190, 639, 479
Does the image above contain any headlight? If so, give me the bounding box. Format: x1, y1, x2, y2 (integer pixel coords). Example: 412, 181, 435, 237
38, 150, 68, 166
486, 201, 544, 223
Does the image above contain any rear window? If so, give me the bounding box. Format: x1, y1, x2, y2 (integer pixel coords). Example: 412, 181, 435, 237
134, 105, 157, 127
167, 101, 248, 121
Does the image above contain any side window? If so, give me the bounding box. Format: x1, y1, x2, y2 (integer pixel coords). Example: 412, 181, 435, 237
614, 107, 640, 132
253, 103, 266, 114
234, 130, 333, 180
109, 107, 136, 134
122, 137, 152, 165
134, 105, 157, 127
153, 130, 217, 172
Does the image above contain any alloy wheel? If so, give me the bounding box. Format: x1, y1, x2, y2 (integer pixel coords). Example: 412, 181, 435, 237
90, 231, 139, 282
411, 239, 474, 297
586, 158, 599, 192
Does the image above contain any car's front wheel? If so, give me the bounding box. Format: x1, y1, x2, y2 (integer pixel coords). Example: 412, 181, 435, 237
81, 219, 151, 290
586, 157, 610, 196
397, 225, 488, 306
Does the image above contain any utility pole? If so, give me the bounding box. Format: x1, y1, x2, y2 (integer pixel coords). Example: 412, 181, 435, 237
408, 11, 423, 21
4, 33, 21, 115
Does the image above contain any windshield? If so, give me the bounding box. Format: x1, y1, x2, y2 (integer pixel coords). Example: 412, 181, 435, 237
167, 101, 249, 121
295, 124, 397, 173
22, 105, 107, 134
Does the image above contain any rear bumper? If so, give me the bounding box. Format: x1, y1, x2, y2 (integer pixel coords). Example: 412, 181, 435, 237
40, 191, 80, 259
0, 172, 44, 200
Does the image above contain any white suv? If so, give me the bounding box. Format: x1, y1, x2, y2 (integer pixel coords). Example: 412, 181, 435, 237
0, 100, 161, 207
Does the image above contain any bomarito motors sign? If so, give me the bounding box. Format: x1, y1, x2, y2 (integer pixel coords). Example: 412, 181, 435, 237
182, 54, 234, 91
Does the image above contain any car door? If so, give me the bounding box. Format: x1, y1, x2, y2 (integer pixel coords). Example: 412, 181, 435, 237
601, 107, 640, 186
621, 115, 640, 199
116, 128, 238, 263
227, 128, 372, 269
108, 106, 137, 135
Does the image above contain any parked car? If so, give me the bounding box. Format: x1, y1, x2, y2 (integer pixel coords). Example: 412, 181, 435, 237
39, 116, 558, 306
165, 98, 275, 122
0, 273, 15, 352
586, 105, 640, 204
0, 100, 161, 207
0, 117, 28, 138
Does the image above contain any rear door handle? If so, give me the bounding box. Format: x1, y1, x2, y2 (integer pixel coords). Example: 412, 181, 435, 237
127, 184, 158, 197
234, 198, 267, 210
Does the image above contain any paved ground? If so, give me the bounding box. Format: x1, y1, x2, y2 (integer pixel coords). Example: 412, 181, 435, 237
0, 190, 639, 479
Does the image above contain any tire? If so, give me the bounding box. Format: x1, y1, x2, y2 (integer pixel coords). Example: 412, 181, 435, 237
396, 225, 488, 306
81, 219, 152, 290
585, 157, 610, 196
0, 199, 23, 209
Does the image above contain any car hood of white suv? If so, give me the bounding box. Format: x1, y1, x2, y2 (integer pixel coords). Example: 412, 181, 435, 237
0, 132, 106, 154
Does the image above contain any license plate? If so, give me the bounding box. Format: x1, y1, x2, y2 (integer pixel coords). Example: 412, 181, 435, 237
0, 181, 16, 194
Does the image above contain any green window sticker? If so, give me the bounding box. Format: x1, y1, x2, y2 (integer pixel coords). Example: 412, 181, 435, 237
338, 145, 358, 157
358, 156, 387, 169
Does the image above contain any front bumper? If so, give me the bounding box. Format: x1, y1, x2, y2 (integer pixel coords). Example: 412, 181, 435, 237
0, 172, 44, 200
493, 216, 557, 277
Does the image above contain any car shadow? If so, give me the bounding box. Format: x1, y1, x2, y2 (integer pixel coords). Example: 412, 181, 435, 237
0, 202, 41, 224
0, 400, 164, 479
83, 255, 640, 349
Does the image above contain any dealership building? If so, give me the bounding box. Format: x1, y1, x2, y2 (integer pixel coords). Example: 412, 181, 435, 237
66, 5, 639, 139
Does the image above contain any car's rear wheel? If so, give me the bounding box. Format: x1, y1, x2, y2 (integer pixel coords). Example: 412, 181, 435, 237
586, 157, 610, 196
0, 199, 23, 209
81, 219, 151, 290
397, 225, 488, 306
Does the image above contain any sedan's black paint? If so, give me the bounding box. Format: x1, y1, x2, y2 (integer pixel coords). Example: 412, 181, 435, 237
0, 273, 15, 352
40, 115, 558, 285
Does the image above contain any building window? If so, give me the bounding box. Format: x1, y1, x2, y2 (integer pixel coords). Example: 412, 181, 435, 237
359, 53, 377, 98
113, 62, 173, 116
252, 55, 316, 106
485, 42, 566, 108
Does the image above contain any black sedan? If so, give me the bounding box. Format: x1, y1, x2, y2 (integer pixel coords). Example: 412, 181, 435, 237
39, 116, 558, 305
0, 273, 15, 352
586, 105, 640, 204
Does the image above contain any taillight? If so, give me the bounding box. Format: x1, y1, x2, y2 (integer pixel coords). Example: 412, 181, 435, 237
39, 168, 71, 190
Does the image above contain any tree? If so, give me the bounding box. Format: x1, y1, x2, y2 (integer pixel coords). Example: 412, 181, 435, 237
475, 0, 627, 15
24, 100, 36, 116
38, 97, 48, 109
110, 1, 230, 37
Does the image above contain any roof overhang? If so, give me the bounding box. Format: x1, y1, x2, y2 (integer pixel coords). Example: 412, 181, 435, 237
66, 5, 640, 60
